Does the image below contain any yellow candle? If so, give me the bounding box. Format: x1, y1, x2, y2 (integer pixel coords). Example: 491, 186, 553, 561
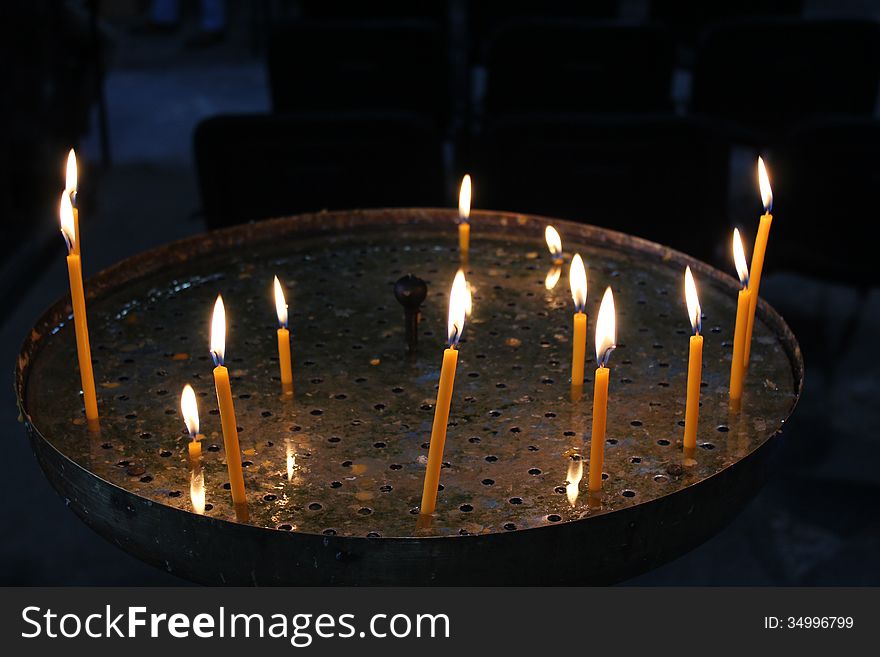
730, 229, 751, 401
421, 347, 458, 515
589, 366, 609, 491
277, 329, 292, 383
66, 149, 80, 257
683, 267, 703, 450
458, 174, 471, 258
210, 296, 247, 512
60, 193, 98, 421
181, 384, 202, 462
273, 276, 293, 388
588, 287, 616, 492
420, 270, 471, 515
743, 157, 774, 368
569, 253, 588, 401
572, 313, 586, 401
188, 439, 201, 461
458, 223, 470, 257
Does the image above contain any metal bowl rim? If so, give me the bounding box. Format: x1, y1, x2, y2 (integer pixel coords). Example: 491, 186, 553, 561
15, 207, 804, 542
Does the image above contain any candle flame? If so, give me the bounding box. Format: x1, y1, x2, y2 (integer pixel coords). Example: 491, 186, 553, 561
569, 253, 587, 312
65, 148, 77, 195
190, 469, 205, 515
459, 269, 473, 317
210, 295, 226, 365
758, 156, 773, 212
447, 269, 470, 347
684, 266, 701, 335
566, 457, 583, 507
545, 225, 562, 259
59, 192, 75, 252
595, 287, 616, 367
273, 275, 288, 328
732, 228, 749, 287
286, 439, 296, 481
180, 384, 199, 437
544, 265, 561, 290
458, 174, 471, 223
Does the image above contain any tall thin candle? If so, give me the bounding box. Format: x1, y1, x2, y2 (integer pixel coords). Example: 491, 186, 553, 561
210, 295, 248, 518
59, 193, 98, 421
743, 156, 774, 368
569, 253, 588, 402
683, 267, 703, 451
589, 287, 616, 492
729, 229, 752, 402
65, 149, 80, 256
420, 270, 471, 516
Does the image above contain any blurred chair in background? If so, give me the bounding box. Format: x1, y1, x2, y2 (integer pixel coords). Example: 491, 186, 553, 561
483, 20, 675, 118
267, 21, 449, 129
649, 0, 803, 45
476, 114, 732, 261
691, 19, 880, 142
193, 113, 446, 229
467, 0, 618, 54
294, 0, 449, 22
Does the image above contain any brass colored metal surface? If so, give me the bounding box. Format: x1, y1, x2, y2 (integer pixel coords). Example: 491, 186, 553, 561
18, 209, 801, 546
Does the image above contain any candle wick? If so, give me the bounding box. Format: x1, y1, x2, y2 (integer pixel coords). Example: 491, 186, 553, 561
448, 324, 460, 348
210, 349, 222, 367
599, 344, 616, 368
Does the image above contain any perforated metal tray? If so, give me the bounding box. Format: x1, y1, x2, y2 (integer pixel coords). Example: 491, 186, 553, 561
16, 209, 802, 584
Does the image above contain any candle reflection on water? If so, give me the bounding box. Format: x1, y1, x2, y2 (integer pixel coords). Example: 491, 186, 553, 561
566, 457, 583, 507
286, 437, 296, 482
544, 265, 561, 290
190, 467, 206, 515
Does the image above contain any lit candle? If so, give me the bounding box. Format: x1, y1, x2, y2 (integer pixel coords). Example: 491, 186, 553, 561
683, 266, 703, 452
729, 229, 752, 403
588, 287, 616, 492
181, 384, 206, 515
59, 193, 98, 421
420, 270, 471, 515
545, 225, 563, 265
458, 174, 471, 259
273, 276, 293, 391
65, 149, 80, 256
544, 225, 563, 289
461, 268, 473, 319
569, 253, 588, 402
743, 156, 773, 368
210, 295, 248, 517
180, 383, 202, 461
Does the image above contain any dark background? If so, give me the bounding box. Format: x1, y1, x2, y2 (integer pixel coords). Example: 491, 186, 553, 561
1, 0, 878, 585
